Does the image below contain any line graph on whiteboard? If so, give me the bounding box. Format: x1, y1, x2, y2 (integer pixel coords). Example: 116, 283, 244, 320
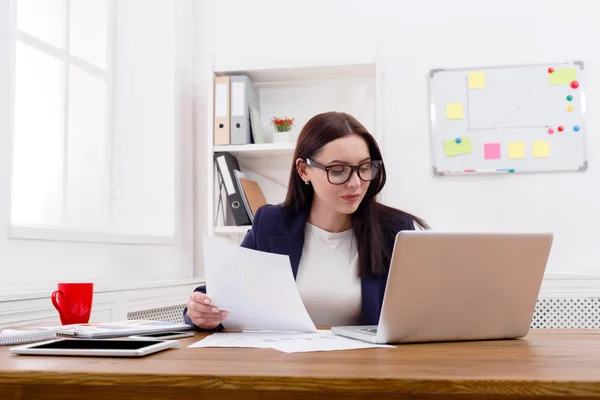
465, 78, 550, 132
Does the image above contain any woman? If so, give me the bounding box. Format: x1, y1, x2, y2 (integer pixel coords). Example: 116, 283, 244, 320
184, 111, 429, 331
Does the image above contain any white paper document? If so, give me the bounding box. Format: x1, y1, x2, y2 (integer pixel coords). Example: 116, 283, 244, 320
187, 331, 294, 349
203, 235, 317, 333
188, 330, 394, 353
268, 331, 394, 353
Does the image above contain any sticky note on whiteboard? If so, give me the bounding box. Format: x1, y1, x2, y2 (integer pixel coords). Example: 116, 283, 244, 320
548, 68, 577, 85
446, 102, 464, 120
468, 72, 486, 89
444, 138, 472, 157
508, 142, 526, 159
484, 143, 501, 160
533, 140, 550, 158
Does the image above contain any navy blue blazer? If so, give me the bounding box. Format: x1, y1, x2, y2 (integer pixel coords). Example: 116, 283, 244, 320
184, 204, 415, 330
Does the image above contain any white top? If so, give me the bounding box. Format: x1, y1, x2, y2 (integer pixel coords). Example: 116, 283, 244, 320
295, 223, 362, 326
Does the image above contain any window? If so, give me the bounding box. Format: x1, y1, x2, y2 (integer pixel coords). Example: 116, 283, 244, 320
10, 0, 179, 243
12, 0, 113, 231
1, 0, 193, 290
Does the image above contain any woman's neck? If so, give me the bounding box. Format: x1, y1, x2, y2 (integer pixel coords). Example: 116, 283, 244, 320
307, 200, 352, 233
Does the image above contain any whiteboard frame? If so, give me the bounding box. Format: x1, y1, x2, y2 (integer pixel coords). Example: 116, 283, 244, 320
428, 61, 588, 177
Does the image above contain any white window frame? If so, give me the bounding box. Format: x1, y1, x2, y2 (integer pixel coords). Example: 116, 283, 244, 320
8, 0, 179, 245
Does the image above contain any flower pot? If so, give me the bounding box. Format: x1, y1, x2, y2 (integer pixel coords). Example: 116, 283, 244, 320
272, 131, 290, 143
270, 117, 295, 143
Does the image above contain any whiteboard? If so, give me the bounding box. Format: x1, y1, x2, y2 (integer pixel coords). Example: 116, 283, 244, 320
429, 61, 587, 176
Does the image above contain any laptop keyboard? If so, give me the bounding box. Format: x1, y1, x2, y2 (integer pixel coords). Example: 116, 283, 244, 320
358, 328, 378, 335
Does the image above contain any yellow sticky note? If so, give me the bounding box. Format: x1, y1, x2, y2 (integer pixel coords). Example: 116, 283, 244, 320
533, 140, 550, 158
468, 72, 486, 89
508, 142, 526, 159
548, 68, 577, 85
443, 138, 472, 157
446, 102, 464, 120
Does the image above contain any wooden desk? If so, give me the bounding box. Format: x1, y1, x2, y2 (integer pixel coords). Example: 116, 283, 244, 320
2, 329, 600, 399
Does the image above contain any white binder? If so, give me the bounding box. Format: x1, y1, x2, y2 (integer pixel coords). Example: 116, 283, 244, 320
213, 76, 230, 145
230, 75, 259, 145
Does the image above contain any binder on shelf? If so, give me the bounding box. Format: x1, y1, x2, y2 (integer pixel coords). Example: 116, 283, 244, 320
249, 105, 264, 144
230, 75, 260, 145
233, 171, 267, 223
214, 152, 251, 226
213, 76, 230, 145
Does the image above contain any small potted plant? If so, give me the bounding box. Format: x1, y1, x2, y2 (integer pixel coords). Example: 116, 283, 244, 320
270, 116, 295, 143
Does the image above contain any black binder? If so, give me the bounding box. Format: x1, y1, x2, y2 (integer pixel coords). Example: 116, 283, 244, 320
214, 152, 251, 226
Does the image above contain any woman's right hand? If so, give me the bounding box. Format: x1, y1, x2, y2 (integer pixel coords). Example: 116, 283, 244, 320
186, 292, 228, 330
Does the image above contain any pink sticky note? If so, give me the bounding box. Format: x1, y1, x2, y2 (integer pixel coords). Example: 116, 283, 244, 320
484, 143, 501, 160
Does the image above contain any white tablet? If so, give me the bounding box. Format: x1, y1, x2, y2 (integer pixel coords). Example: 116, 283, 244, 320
10, 338, 179, 357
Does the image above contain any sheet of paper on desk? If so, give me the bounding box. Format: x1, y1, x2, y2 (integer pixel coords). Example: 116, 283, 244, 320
187, 331, 295, 349
188, 330, 394, 353
203, 235, 317, 333
268, 331, 394, 353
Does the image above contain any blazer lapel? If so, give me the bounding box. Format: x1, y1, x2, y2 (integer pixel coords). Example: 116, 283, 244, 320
269, 207, 309, 279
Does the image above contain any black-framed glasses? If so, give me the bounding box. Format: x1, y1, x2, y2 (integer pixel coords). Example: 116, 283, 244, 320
305, 158, 383, 185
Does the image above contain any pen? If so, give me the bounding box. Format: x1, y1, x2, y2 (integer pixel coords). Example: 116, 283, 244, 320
440, 168, 515, 175
56, 328, 79, 337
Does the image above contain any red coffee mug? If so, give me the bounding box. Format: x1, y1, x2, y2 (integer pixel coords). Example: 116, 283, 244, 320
51, 283, 94, 325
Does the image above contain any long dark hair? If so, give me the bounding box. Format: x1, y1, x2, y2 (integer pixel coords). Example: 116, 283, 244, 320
282, 111, 429, 278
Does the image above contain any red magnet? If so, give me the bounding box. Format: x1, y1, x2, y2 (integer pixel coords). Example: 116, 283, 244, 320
548, 67, 554, 73
558, 126, 564, 132
571, 80, 579, 89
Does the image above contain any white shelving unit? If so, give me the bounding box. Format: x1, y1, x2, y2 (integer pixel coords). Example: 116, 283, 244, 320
213, 142, 296, 158
205, 54, 383, 242
213, 225, 251, 235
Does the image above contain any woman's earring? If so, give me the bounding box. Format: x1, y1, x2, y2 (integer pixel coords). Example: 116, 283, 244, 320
304, 180, 310, 185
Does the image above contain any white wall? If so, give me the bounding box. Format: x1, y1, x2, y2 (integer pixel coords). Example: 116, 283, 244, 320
111, 0, 177, 237
194, 0, 600, 276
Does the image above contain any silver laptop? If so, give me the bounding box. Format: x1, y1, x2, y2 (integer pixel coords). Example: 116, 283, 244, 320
332, 231, 553, 344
